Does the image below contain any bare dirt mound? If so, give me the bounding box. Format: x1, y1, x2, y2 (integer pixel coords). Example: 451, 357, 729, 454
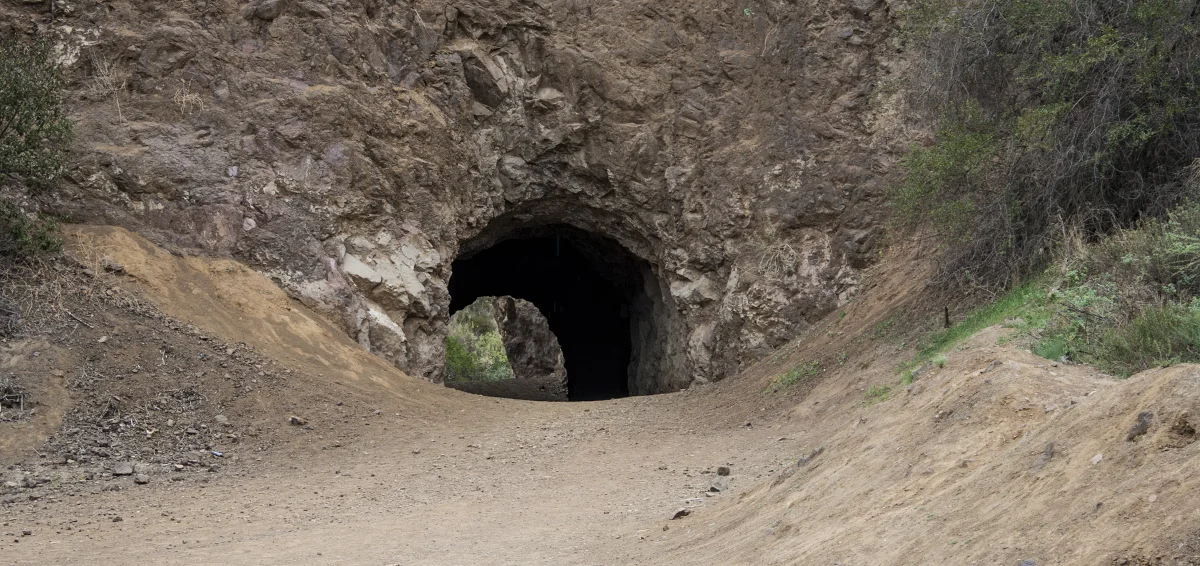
653, 328, 1200, 565
0, 227, 1197, 565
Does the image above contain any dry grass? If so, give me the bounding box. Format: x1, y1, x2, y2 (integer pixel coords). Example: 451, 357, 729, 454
86, 53, 129, 120
172, 80, 204, 116
750, 222, 800, 282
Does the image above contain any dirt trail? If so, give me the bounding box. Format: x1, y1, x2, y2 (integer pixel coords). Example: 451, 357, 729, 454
2, 227, 1199, 565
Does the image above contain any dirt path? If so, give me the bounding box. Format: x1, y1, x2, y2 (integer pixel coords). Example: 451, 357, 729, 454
3, 390, 796, 565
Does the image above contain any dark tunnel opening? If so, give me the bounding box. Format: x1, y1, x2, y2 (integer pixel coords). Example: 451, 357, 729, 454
448, 224, 657, 401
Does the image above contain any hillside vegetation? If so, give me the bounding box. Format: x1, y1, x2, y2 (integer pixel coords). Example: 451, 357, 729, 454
891, 0, 1200, 378
897, 0, 1200, 288
0, 37, 68, 266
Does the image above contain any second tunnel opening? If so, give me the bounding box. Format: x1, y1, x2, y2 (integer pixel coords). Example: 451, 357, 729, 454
448, 223, 665, 401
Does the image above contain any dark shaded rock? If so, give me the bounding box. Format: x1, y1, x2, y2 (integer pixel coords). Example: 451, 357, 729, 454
847, 0, 883, 17
1030, 442, 1055, 474
1126, 411, 1153, 441
798, 446, 825, 467
493, 297, 566, 387
242, 0, 286, 21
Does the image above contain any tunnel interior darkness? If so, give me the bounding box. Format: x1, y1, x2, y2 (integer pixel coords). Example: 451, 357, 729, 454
448, 224, 659, 401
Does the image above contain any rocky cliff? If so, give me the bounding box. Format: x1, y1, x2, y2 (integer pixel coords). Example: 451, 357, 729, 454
1, 0, 904, 391
493, 296, 566, 386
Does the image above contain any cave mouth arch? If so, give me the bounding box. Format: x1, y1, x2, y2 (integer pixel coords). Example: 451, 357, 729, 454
448, 222, 668, 401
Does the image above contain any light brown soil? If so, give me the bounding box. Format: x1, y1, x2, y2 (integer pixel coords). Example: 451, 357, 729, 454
1, 226, 1198, 565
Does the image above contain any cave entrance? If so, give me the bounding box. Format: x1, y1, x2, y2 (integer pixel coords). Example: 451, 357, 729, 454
448, 223, 665, 401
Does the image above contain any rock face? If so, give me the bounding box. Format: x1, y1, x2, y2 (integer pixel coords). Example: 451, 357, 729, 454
3, 0, 905, 391
492, 296, 566, 387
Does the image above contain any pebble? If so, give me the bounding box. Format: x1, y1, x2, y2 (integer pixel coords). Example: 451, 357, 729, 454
134, 474, 150, 485
112, 462, 134, 476
1090, 453, 1104, 465
716, 466, 731, 476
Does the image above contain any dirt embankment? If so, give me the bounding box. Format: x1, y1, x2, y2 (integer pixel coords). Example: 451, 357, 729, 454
0, 227, 1197, 565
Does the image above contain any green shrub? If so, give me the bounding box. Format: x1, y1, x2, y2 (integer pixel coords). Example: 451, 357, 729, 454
893, 112, 997, 240
444, 298, 514, 382
1093, 303, 1200, 375
1030, 205, 1200, 374
0, 199, 60, 260
1, 38, 72, 187
1032, 336, 1069, 362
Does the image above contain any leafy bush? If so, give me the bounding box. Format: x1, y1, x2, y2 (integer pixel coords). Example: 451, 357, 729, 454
893, 202, 1200, 377
1093, 303, 1200, 375
1030, 202, 1200, 374
898, 0, 1200, 288
0, 199, 61, 260
1, 38, 72, 187
443, 298, 514, 382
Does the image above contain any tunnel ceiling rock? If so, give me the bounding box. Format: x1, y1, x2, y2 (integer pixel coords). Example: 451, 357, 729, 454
14, 0, 908, 389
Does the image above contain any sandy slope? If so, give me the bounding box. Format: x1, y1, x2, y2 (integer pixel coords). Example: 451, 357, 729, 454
1, 227, 1198, 565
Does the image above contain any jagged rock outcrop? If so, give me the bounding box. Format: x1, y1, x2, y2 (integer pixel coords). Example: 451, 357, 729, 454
492, 296, 566, 386
1, 0, 906, 390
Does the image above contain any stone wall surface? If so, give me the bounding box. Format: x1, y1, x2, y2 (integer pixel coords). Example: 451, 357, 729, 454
1, 0, 907, 390
492, 296, 566, 386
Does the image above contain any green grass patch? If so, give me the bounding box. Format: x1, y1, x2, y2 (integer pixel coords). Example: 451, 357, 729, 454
865, 385, 891, 404
870, 317, 897, 340
767, 360, 821, 392
901, 277, 1053, 374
